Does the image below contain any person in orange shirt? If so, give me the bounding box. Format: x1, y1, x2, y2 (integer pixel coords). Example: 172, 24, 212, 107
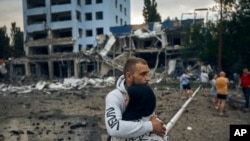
215, 71, 229, 116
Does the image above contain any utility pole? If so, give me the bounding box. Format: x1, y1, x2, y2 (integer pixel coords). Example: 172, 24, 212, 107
194, 8, 208, 24
180, 12, 196, 44
218, 0, 223, 71
194, 8, 209, 58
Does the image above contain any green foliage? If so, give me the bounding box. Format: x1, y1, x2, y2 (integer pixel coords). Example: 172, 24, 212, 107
182, 0, 250, 75
163, 17, 171, 22
0, 23, 23, 59
228, 0, 250, 72
142, 0, 161, 23
0, 26, 10, 59
10, 22, 24, 57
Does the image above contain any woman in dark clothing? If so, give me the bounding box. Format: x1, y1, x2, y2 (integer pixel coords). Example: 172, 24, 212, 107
118, 84, 167, 140
123, 84, 156, 121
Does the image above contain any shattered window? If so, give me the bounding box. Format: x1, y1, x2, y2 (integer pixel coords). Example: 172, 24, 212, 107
115, 15, 118, 24
85, 0, 91, 5
86, 44, 93, 50
96, 0, 102, 4
120, 18, 123, 26
86, 29, 93, 37
85, 13, 92, 21
78, 0, 81, 6
120, 4, 122, 12
96, 11, 103, 20
96, 28, 103, 35
124, 8, 127, 16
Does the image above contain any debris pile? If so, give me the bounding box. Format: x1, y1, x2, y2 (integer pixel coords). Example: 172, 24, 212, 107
0, 77, 116, 95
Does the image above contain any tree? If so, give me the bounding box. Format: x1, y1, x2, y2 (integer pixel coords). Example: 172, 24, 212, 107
0, 26, 10, 59
181, 22, 218, 65
227, 0, 250, 72
212, 0, 250, 73
181, 0, 250, 75
10, 22, 24, 57
142, 0, 161, 23
163, 17, 171, 22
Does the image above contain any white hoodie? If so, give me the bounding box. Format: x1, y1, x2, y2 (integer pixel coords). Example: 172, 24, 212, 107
105, 75, 153, 139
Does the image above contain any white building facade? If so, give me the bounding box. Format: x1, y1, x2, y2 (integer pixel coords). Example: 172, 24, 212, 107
22, 0, 130, 79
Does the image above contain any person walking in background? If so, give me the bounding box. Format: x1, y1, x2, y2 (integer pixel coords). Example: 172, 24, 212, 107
200, 70, 209, 96
215, 71, 229, 117
179, 76, 183, 95
105, 57, 166, 140
180, 70, 192, 99
233, 72, 239, 91
210, 73, 218, 109
238, 68, 250, 112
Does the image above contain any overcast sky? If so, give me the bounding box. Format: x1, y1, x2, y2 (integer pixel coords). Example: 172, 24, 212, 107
0, 0, 216, 32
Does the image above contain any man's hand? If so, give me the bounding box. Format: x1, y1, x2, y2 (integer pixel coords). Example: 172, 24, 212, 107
150, 115, 166, 137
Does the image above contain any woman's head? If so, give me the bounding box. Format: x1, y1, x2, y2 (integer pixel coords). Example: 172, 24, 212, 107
123, 84, 156, 121
213, 74, 218, 79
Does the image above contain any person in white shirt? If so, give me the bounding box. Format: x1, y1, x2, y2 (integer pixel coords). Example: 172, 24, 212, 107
210, 73, 218, 109
180, 70, 192, 99
200, 70, 209, 96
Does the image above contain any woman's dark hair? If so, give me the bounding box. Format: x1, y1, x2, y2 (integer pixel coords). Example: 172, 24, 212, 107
122, 84, 156, 121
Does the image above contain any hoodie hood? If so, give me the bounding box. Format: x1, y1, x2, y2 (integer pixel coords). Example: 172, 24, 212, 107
116, 75, 127, 95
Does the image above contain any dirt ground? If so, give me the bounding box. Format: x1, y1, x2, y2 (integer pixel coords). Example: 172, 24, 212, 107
0, 82, 250, 141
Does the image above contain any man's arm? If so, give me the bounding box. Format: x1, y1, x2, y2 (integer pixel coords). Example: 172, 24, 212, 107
105, 91, 165, 138
150, 115, 166, 137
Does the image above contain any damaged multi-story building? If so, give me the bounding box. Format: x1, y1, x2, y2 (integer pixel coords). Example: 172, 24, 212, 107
22, 0, 203, 80
22, 0, 130, 79
97, 19, 202, 79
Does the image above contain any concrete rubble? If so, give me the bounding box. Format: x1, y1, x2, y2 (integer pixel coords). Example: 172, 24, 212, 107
0, 77, 116, 95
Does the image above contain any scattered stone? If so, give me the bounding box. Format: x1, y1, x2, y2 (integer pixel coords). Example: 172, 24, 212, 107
68, 130, 74, 134
38, 116, 48, 120
46, 130, 51, 135
0, 134, 4, 141
9, 130, 24, 136
70, 123, 86, 129
27, 130, 34, 135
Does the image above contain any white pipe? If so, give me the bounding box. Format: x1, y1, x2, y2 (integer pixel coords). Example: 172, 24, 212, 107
165, 86, 201, 135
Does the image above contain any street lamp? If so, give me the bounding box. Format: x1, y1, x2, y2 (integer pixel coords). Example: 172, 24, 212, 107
194, 8, 209, 24
180, 12, 196, 44
180, 12, 196, 26
194, 8, 209, 57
